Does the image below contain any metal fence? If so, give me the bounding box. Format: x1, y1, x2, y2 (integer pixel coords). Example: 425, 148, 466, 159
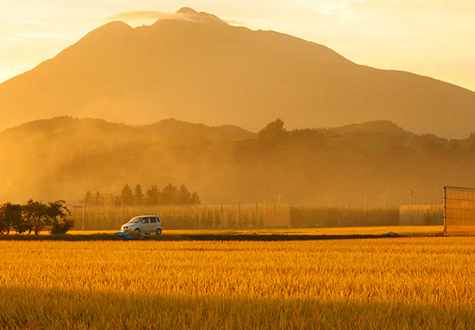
70, 202, 291, 231
67, 200, 451, 231
444, 186, 475, 236
399, 204, 443, 226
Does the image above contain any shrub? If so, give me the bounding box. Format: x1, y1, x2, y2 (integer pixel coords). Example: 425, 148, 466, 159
22, 200, 50, 235
9, 203, 28, 234
50, 218, 75, 235
48, 200, 73, 235
0, 203, 26, 234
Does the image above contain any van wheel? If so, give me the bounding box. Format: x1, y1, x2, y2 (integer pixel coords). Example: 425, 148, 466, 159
156, 228, 162, 235
135, 228, 141, 234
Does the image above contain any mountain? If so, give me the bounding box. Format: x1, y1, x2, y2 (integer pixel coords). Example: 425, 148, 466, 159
2, 116, 475, 205
1, 8, 475, 137
0, 117, 254, 202
332, 120, 413, 138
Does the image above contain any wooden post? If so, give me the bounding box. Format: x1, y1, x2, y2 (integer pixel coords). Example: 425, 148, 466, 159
221, 204, 224, 229
194, 203, 197, 230
212, 205, 215, 230
158, 196, 161, 217
443, 186, 447, 237
264, 193, 268, 230
273, 202, 276, 226
82, 199, 86, 231
120, 195, 123, 225
238, 203, 241, 228
288, 202, 292, 228
232, 202, 235, 230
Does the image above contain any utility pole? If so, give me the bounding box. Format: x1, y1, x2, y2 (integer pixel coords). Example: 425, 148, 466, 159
263, 190, 268, 230
120, 195, 123, 224
82, 198, 86, 231
409, 190, 416, 206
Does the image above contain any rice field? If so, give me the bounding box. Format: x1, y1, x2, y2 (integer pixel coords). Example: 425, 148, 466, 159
65, 225, 442, 237
0, 233, 474, 329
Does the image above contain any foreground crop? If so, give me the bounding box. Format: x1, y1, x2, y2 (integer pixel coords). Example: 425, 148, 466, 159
0, 238, 474, 329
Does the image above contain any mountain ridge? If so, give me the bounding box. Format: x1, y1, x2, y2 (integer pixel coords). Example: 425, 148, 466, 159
0, 116, 410, 138
1, 116, 475, 205
0, 8, 474, 138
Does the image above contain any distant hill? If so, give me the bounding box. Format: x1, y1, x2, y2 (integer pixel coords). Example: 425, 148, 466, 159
2, 117, 475, 205
1, 8, 475, 138
331, 121, 413, 137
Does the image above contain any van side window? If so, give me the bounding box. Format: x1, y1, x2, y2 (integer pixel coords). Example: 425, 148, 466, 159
150, 217, 157, 223
155, 217, 161, 223
141, 218, 149, 224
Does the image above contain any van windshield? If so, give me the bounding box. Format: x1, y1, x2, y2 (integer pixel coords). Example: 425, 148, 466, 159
128, 217, 141, 223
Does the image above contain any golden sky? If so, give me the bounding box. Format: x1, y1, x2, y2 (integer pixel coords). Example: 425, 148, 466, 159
1, 0, 474, 91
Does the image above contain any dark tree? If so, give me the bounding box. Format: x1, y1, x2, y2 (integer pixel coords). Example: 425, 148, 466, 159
8, 203, 27, 234
176, 184, 191, 204
94, 191, 102, 206
161, 184, 177, 204
47, 200, 74, 234
145, 185, 161, 205
134, 184, 144, 205
22, 200, 49, 235
0, 203, 23, 234
84, 190, 92, 206
258, 118, 285, 139
113, 195, 122, 207
121, 184, 134, 205
0, 204, 11, 235
190, 192, 201, 205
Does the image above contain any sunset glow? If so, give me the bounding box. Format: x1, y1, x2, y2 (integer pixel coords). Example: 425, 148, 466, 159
2, 2, 475, 329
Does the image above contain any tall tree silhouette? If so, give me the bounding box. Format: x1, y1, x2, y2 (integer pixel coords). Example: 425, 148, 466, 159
134, 184, 144, 205
176, 184, 191, 204
258, 118, 285, 139
121, 184, 134, 205
94, 191, 101, 206
161, 184, 177, 204
0, 203, 23, 235
190, 192, 201, 205
145, 186, 161, 205
84, 190, 92, 206
22, 200, 49, 235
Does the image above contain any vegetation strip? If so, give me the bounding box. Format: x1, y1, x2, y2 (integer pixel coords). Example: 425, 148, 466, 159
0, 233, 412, 241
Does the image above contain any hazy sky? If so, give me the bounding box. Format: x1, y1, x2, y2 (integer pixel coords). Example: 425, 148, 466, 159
1, 0, 474, 91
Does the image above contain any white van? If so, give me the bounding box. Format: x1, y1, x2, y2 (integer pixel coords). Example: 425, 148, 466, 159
121, 215, 162, 235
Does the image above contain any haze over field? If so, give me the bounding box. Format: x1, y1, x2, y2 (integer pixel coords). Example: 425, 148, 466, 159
1, 4, 474, 206
0, 7, 475, 137
2, 116, 475, 205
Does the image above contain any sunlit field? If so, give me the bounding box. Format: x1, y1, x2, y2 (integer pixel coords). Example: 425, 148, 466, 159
1, 226, 444, 241
67, 225, 443, 236
1, 234, 474, 329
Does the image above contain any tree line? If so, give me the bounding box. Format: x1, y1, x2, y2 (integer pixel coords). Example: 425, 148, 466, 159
85, 183, 201, 206
0, 200, 74, 235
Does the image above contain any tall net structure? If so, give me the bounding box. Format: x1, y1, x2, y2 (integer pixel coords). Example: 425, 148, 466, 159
70, 202, 291, 231
444, 186, 475, 236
